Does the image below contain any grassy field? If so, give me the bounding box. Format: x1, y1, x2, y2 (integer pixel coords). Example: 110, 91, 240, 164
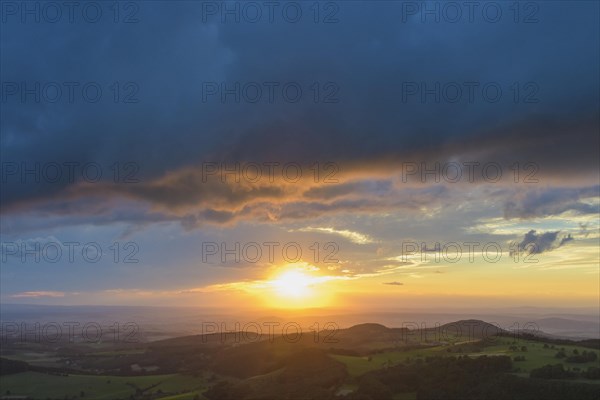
2, 336, 598, 398
333, 338, 600, 378
332, 346, 446, 377
468, 337, 600, 373
0, 372, 208, 399
1, 352, 63, 368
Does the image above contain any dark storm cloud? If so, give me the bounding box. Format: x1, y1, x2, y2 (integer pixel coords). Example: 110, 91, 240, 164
1, 1, 598, 226
515, 230, 574, 254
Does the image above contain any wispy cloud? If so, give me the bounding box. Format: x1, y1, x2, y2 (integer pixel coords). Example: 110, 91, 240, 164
10, 291, 66, 298
295, 227, 374, 244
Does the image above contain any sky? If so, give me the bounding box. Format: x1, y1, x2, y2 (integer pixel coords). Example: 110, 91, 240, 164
1, 1, 599, 311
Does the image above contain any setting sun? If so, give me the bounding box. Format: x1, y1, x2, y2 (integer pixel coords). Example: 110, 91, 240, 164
258, 265, 336, 309
271, 270, 313, 298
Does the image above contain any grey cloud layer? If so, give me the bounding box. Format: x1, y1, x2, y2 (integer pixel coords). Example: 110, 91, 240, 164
515, 230, 574, 254
1, 2, 598, 228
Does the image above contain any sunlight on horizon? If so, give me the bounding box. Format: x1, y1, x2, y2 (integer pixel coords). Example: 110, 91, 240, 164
260, 264, 336, 309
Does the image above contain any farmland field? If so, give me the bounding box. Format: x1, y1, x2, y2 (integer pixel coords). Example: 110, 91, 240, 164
334, 338, 600, 379
0, 372, 208, 399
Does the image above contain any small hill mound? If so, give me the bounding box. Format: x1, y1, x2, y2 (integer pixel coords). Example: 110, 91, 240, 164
345, 323, 390, 335
435, 319, 506, 339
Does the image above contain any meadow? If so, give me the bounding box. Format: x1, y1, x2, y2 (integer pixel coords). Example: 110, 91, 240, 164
0, 372, 208, 399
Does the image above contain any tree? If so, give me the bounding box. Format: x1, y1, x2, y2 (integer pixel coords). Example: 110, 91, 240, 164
530, 364, 574, 379
583, 367, 600, 379
357, 375, 394, 400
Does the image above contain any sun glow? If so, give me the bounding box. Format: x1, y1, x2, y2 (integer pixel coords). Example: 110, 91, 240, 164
262, 265, 334, 309
271, 270, 313, 298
